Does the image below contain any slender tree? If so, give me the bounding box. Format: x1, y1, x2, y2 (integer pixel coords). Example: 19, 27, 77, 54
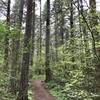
53, 0, 59, 61
30, 0, 35, 66
39, 0, 42, 59
80, 0, 90, 67
60, 1, 64, 45
10, 0, 25, 94
70, 0, 75, 66
4, 0, 11, 71
45, 0, 52, 81
89, 0, 100, 94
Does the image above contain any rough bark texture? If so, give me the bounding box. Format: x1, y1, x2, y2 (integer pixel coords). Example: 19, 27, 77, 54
45, 0, 52, 81
30, 1, 35, 66
16, 0, 33, 99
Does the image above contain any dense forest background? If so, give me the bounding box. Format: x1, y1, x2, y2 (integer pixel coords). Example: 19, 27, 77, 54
0, 0, 100, 100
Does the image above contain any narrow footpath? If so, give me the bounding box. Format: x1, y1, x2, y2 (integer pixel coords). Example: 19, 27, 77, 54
32, 80, 55, 100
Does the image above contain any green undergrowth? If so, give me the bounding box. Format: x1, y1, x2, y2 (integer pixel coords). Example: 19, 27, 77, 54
46, 80, 99, 100
0, 70, 15, 100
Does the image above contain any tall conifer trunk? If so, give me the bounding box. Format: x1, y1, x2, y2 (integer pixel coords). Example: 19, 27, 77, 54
39, 0, 42, 59
54, 0, 58, 61
30, 1, 35, 66
17, 0, 33, 99
4, 0, 11, 71
70, 0, 75, 66
89, 0, 100, 95
10, 0, 24, 94
45, 0, 52, 81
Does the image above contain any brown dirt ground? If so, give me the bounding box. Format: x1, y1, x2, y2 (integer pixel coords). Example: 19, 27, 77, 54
32, 80, 55, 100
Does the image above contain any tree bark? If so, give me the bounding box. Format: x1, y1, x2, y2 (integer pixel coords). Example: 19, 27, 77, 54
30, 1, 35, 66
10, 0, 24, 94
70, 0, 75, 66
4, 0, 10, 72
16, 0, 33, 99
89, 0, 100, 95
39, 0, 42, 59
45, 0, 52, 82
54, 0, 58, 62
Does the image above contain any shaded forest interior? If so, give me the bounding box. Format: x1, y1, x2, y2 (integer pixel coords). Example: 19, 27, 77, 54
0, 0, 100, 100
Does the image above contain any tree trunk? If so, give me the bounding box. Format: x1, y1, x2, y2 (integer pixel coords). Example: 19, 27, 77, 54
60, 3, 64, 45
80, 0, 92, 93
89, 0, 100, 95
45, 0, 52, 82
39, 0, 42, 59
10, 0, 24, 94
30, 1, 35, 66
16, 0, 33, 99
54, 0, 59, 62
70, 0, 75, 67
4, 0, 10, 72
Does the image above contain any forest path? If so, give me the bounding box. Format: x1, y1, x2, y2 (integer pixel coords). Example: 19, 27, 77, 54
32, 80, 55, 100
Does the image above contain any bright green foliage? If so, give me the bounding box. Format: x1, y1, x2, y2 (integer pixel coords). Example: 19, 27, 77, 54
0, 70, 15, 100
0, 0, 100, 99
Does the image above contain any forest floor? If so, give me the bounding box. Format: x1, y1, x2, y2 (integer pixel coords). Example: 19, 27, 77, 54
32, 80, 55, 100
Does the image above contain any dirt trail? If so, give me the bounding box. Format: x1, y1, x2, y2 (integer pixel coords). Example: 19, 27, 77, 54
32, 80, 54, 100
